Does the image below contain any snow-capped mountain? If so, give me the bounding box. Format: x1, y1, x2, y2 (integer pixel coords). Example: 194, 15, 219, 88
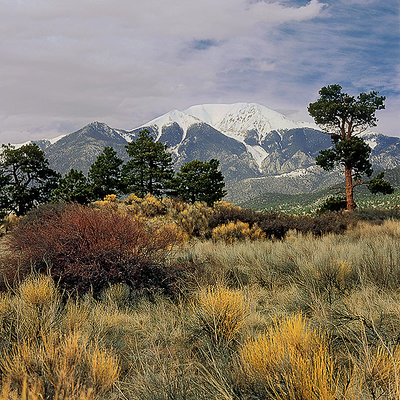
131, 103, 323, 173
8, 103, 400, 201
185, 103, 312, 139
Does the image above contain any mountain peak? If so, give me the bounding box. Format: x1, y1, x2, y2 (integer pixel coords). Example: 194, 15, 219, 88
86, 121, 111, 130
184, 103, 311, 140
135, 102, 313, 144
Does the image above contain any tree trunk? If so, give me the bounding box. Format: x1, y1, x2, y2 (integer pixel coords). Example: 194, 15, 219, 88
345, 165, 355, 211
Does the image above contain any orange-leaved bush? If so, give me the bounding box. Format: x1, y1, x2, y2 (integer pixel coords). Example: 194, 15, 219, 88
4, 203, 179, 295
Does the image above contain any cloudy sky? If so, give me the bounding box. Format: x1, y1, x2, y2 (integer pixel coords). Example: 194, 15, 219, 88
0, 0, 399, 143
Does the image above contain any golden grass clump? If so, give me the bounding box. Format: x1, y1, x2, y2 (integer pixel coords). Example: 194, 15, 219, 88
212, 221, 265, 243
18, 275, 58, 307
0, 376, 94, 400
240, 314, 338, 400
0, 293, 11, 325
0, 275, 122, 399
195, 285, 249, 345
349, 219, 400, 240
363, 344, 400, 398
88, 346, 120, 393
100, 282, 131, 308
0, 328, 119, 398
61, 301, 92, 333
0, 214, 19, 235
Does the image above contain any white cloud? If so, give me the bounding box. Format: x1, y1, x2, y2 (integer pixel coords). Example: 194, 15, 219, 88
0, 0, 398, 143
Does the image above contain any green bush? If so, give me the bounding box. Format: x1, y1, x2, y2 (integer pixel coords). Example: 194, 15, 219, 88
318, 196, 347, 214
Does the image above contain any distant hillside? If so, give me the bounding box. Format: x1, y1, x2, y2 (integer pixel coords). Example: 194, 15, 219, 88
9, 103, 400, 202
241, 167, 400, 214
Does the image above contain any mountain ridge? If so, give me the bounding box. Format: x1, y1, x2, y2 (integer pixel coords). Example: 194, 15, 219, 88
7, 103, 400, 202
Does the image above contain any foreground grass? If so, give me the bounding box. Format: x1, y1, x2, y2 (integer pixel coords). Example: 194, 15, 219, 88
1, 221, 400, 399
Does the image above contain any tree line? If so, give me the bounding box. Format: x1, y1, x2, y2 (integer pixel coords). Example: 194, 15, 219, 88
0, 130, 226, 217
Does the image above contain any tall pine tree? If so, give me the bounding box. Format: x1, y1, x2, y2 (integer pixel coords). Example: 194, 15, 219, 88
52, 169, 92, 204
308, 84, 392, 211
173, 159, 226, 206
88, 146, 123, 200
122, 130, 174, 197
0, 143, 59, 216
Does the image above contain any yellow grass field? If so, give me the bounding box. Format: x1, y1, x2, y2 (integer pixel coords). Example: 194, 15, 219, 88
1, 210, 400, 399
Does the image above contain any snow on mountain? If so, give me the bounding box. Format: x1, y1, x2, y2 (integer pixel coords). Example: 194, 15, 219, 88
185, 103, 311, 140
134, 103, 315, 170
137, 109, 203, 141
11, 133, 67, 149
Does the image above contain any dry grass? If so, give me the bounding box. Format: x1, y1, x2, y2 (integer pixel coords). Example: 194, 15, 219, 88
1, 219, 400, 399
240, 314, 338, 400
195, 284, 250, 346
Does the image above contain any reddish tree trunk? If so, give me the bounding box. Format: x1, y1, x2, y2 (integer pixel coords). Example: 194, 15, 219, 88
345, 165, 355, 211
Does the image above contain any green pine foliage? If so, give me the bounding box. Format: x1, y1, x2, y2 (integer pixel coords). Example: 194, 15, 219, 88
368, 172, 394, 195
316, 136, 373, 179
173, 159, 226, 206
52, 169, 93, 204
0, 143, 60, 216
88, 146, 123, 200
122, 130, 174, 197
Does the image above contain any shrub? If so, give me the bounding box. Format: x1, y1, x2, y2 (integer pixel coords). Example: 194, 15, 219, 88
211, 221, 265, 243
194, 285, 249, 346
123, 193, 167, 218
3, 203, 179, 295
318, 196, 347, 214
174, 202, 213, 237
353, 207, 400, 221
210, 201, 258, 229
0, 214, 19, 235
240, 314, 338, 400
292, 212, 355, 236
210, 202, 292, 239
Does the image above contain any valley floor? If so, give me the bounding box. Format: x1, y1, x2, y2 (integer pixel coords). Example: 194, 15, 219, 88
1, 220, 400, 399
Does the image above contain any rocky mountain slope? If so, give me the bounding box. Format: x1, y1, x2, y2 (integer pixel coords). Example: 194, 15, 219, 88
9, 103, 400, 201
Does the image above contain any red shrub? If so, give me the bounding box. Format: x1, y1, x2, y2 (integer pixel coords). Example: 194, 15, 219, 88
4, 203, 178, 295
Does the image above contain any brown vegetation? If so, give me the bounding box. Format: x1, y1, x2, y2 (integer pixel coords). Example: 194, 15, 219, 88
0, 199, 400, 399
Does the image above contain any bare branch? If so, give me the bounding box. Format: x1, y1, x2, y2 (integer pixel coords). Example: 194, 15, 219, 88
352, 180, 369, 189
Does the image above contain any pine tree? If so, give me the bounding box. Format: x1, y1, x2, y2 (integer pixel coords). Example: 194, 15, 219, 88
308, 84, 392, 211
173, 159, 226, 206
52, 169, 92, 204
0, 143, 60, 216
88, 146, 123, 200
122, 130, 174, 197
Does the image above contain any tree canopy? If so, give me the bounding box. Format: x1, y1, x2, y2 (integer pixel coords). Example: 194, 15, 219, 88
122, 130, 174, 197
173, 159, 226, 206
88, 146, 123, 200
0, 143, 60, 216
52, 169, 92, 204
308, 84, 392, 211
308, 84, 385, 139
